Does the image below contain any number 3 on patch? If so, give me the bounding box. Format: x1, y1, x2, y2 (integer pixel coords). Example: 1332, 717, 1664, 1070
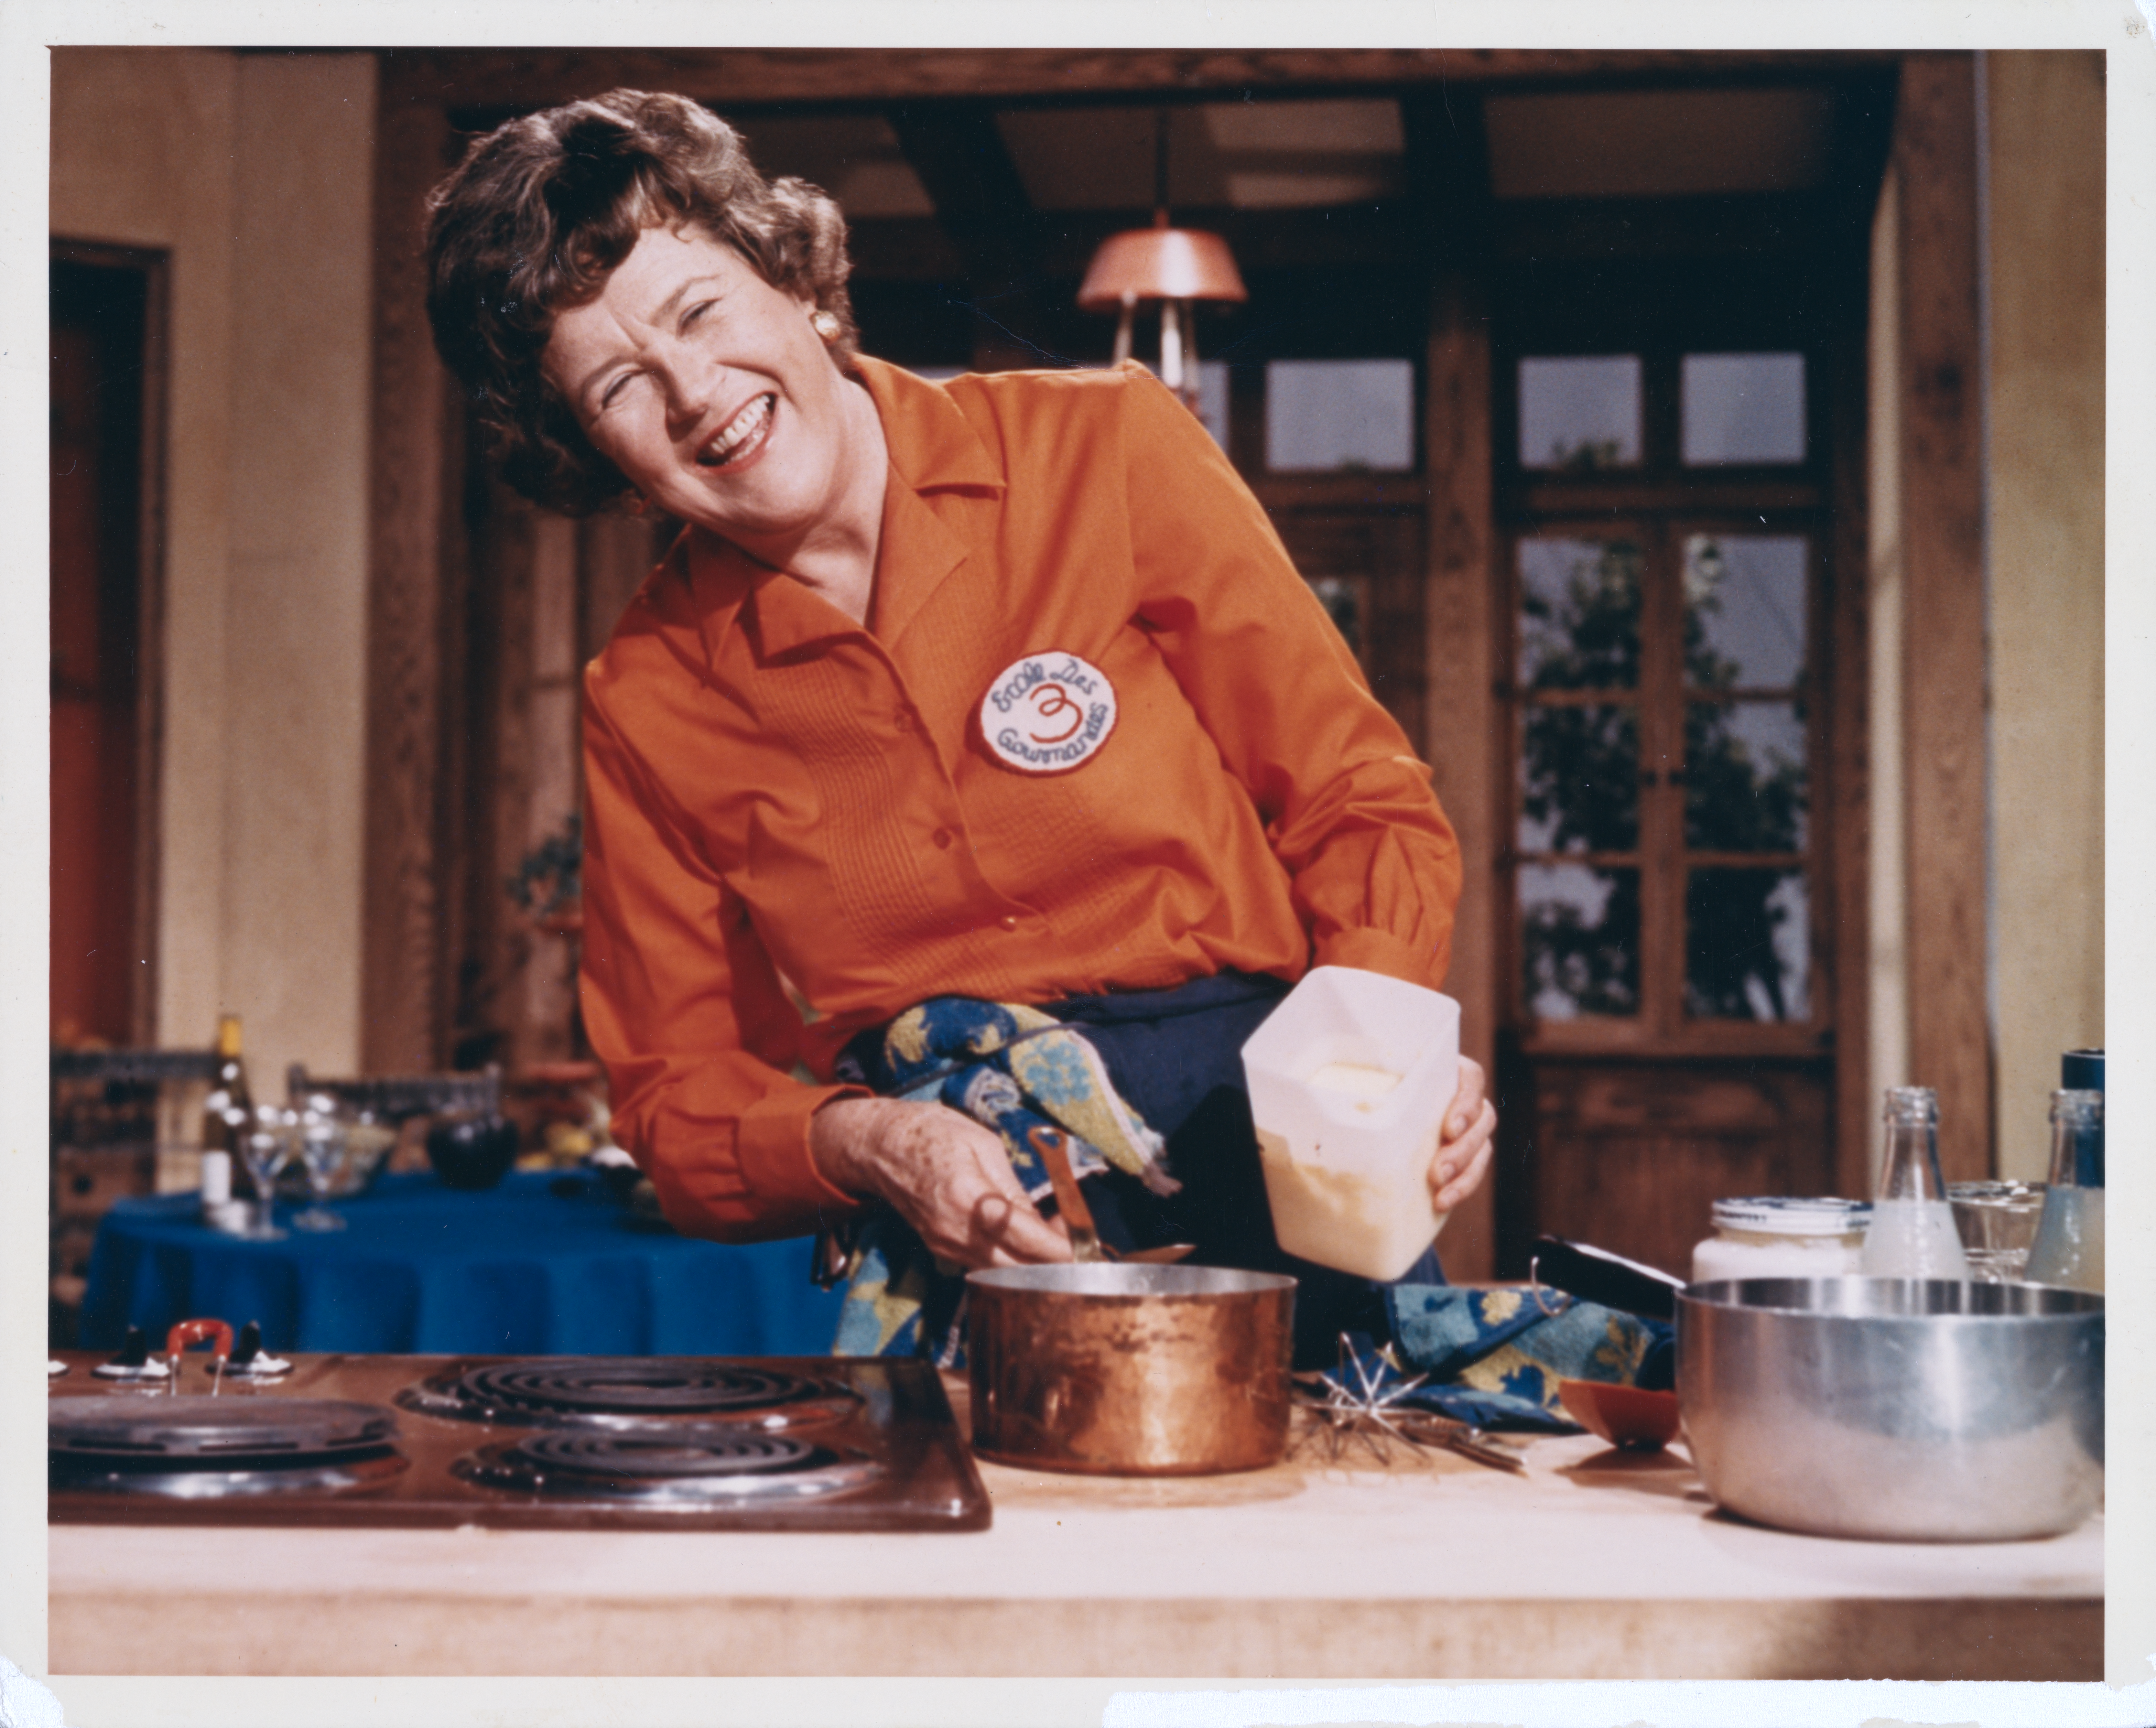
978, 651, 1119, 774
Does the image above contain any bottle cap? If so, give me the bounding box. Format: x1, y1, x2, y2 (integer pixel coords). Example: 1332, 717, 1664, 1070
2061, 1049, 2103, 1091
1712, 1195, 1872, 1237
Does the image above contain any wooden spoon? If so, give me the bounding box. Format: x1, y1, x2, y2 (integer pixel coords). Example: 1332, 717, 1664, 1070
1027, 1125, 1196, 1265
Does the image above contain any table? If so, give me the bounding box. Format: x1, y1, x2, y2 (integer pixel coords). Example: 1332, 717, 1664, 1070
46, 1374, 2100, 1681
79, 1172, 846, 1357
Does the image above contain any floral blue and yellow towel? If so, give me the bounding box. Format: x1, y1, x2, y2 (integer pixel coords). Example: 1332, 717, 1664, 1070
1376, 1284, 1678, 1431
827, 997, 1178, 1363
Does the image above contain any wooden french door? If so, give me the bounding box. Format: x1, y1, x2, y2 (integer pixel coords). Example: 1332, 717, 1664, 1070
1489, 248, 1862, 1278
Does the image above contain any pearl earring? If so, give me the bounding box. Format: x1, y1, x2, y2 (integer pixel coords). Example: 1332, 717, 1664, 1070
810, 309, 842, 342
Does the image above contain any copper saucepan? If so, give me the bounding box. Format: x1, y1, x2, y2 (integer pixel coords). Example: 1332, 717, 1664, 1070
965, 1260, 1296, 1476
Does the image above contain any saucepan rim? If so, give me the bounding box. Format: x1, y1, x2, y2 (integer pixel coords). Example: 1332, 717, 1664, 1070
967, 1263, 1296, 1298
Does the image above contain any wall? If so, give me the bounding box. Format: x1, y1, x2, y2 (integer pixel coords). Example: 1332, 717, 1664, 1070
1867, 54, 2105, 1184
1984, 50, 2105, 1177
50, 49, 376, 1090
50, 48, 237, 1054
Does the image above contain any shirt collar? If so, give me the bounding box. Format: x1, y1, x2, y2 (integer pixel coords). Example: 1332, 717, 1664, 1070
852, 355, 1007, 497
688, 357, 1002, 663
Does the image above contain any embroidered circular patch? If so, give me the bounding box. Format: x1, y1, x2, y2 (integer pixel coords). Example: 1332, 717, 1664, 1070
978, 651, 1119, 774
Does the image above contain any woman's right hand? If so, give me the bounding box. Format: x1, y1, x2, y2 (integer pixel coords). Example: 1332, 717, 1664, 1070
810, 1096, 1074, 1271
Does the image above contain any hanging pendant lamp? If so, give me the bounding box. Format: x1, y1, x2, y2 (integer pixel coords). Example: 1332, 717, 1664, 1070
1076, 110, 1246, 408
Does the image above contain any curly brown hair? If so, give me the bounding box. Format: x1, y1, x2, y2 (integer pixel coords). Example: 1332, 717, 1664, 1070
424, 89, 859, 516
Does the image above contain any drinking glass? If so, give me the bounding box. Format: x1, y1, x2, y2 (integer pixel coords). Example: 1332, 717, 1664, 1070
236, 1104, 297, 1240
291, 1093, 353, 1232
1947, 1179, 2046, 1282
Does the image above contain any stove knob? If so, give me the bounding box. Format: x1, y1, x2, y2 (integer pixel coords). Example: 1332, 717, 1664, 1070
91, 1324, 171, 1381
228, 1321, 293, 1377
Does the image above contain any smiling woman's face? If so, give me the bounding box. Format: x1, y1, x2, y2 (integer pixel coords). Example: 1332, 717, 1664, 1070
541, 224, 862, 550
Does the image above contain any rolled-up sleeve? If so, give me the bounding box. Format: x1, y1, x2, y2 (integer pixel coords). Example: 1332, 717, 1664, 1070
1116, 366, 1463, 990
580, 669, 866, 1240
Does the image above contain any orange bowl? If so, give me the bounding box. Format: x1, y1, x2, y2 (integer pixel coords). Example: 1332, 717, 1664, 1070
1557, 1379, 1682, 1451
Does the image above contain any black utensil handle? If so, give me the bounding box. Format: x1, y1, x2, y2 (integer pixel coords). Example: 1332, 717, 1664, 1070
1529, 1235, 1685, 1322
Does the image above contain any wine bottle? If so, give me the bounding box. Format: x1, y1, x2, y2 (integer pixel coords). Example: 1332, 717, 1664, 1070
202, 1015, 255, 1193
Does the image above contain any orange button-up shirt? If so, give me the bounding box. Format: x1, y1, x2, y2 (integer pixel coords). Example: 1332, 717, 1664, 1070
580, 357, 1462, 1241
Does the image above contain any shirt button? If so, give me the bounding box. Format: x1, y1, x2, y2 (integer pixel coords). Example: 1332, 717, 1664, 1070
998, 914, 1021, 932
892, 710, 913, 733
932, 827, 954, 849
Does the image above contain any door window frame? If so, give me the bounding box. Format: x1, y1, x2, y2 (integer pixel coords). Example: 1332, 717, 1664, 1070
1494, 309, 1837, 1061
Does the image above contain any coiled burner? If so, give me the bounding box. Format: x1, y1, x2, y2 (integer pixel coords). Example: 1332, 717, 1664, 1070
397, 1357, 858, 1430
455, 1426, 880, 1501
49, 1396, 408, 1499
514, 1430, 822, 1478
50, 1395, 398, 1460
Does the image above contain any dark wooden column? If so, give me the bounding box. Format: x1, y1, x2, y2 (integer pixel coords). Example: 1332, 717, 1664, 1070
1892, 53, 1992, 1180
1404, 93, 1498, 1281
362, 61, 458, 1074
1825, 74, 1897, 1200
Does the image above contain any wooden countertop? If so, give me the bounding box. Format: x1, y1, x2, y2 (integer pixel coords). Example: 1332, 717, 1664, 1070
48, 1377, 2100, 1681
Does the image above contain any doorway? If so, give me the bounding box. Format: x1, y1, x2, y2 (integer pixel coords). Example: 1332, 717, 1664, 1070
51, 245, 165, 1047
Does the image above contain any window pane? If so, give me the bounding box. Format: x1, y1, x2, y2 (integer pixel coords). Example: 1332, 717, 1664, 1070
1519, 537, 1642, 690
1686, 868, 1809, 1021
1522, 864, 1641, 1019
1521, 704, 1639, 852
1684, 700, 1808, 851
1195, 359, 1231, 449
1681, 352, 1805, 465
1265, 359, 1414, 472
1519, 355, 1641, 470
1306, 575, 1363, 657
1684, 533, 1807, 689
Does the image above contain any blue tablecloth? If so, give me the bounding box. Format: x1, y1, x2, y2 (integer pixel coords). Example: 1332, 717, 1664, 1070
81, 1172, 847, 1356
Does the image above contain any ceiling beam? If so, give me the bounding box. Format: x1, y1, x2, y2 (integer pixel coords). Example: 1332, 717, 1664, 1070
408, 48, 1904, 119
884, 102, 1038, 284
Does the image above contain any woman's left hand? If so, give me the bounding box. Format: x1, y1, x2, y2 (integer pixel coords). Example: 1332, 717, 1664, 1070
1429, 1055, 1497, 1215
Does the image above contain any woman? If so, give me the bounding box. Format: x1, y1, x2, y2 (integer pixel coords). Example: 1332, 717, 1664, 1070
425, 90, 1496, 1362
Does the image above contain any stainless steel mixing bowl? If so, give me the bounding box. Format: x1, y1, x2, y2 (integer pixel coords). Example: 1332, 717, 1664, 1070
1676, 1277, 2102, 1542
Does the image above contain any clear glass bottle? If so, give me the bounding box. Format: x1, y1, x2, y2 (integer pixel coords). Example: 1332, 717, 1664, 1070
2024, 1088, 2103, 1292
1860, 1085, 1970, 1278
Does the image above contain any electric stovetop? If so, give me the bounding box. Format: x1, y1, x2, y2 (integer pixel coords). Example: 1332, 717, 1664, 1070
48, 1347, 991, 1533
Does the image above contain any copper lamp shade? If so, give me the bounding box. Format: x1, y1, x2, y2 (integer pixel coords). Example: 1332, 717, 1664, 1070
1078, 219, 1247, 402
1076, 225, 1248, 310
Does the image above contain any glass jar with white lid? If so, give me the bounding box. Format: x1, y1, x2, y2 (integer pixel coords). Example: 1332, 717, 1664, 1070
1691, 1196, 1872, 1283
